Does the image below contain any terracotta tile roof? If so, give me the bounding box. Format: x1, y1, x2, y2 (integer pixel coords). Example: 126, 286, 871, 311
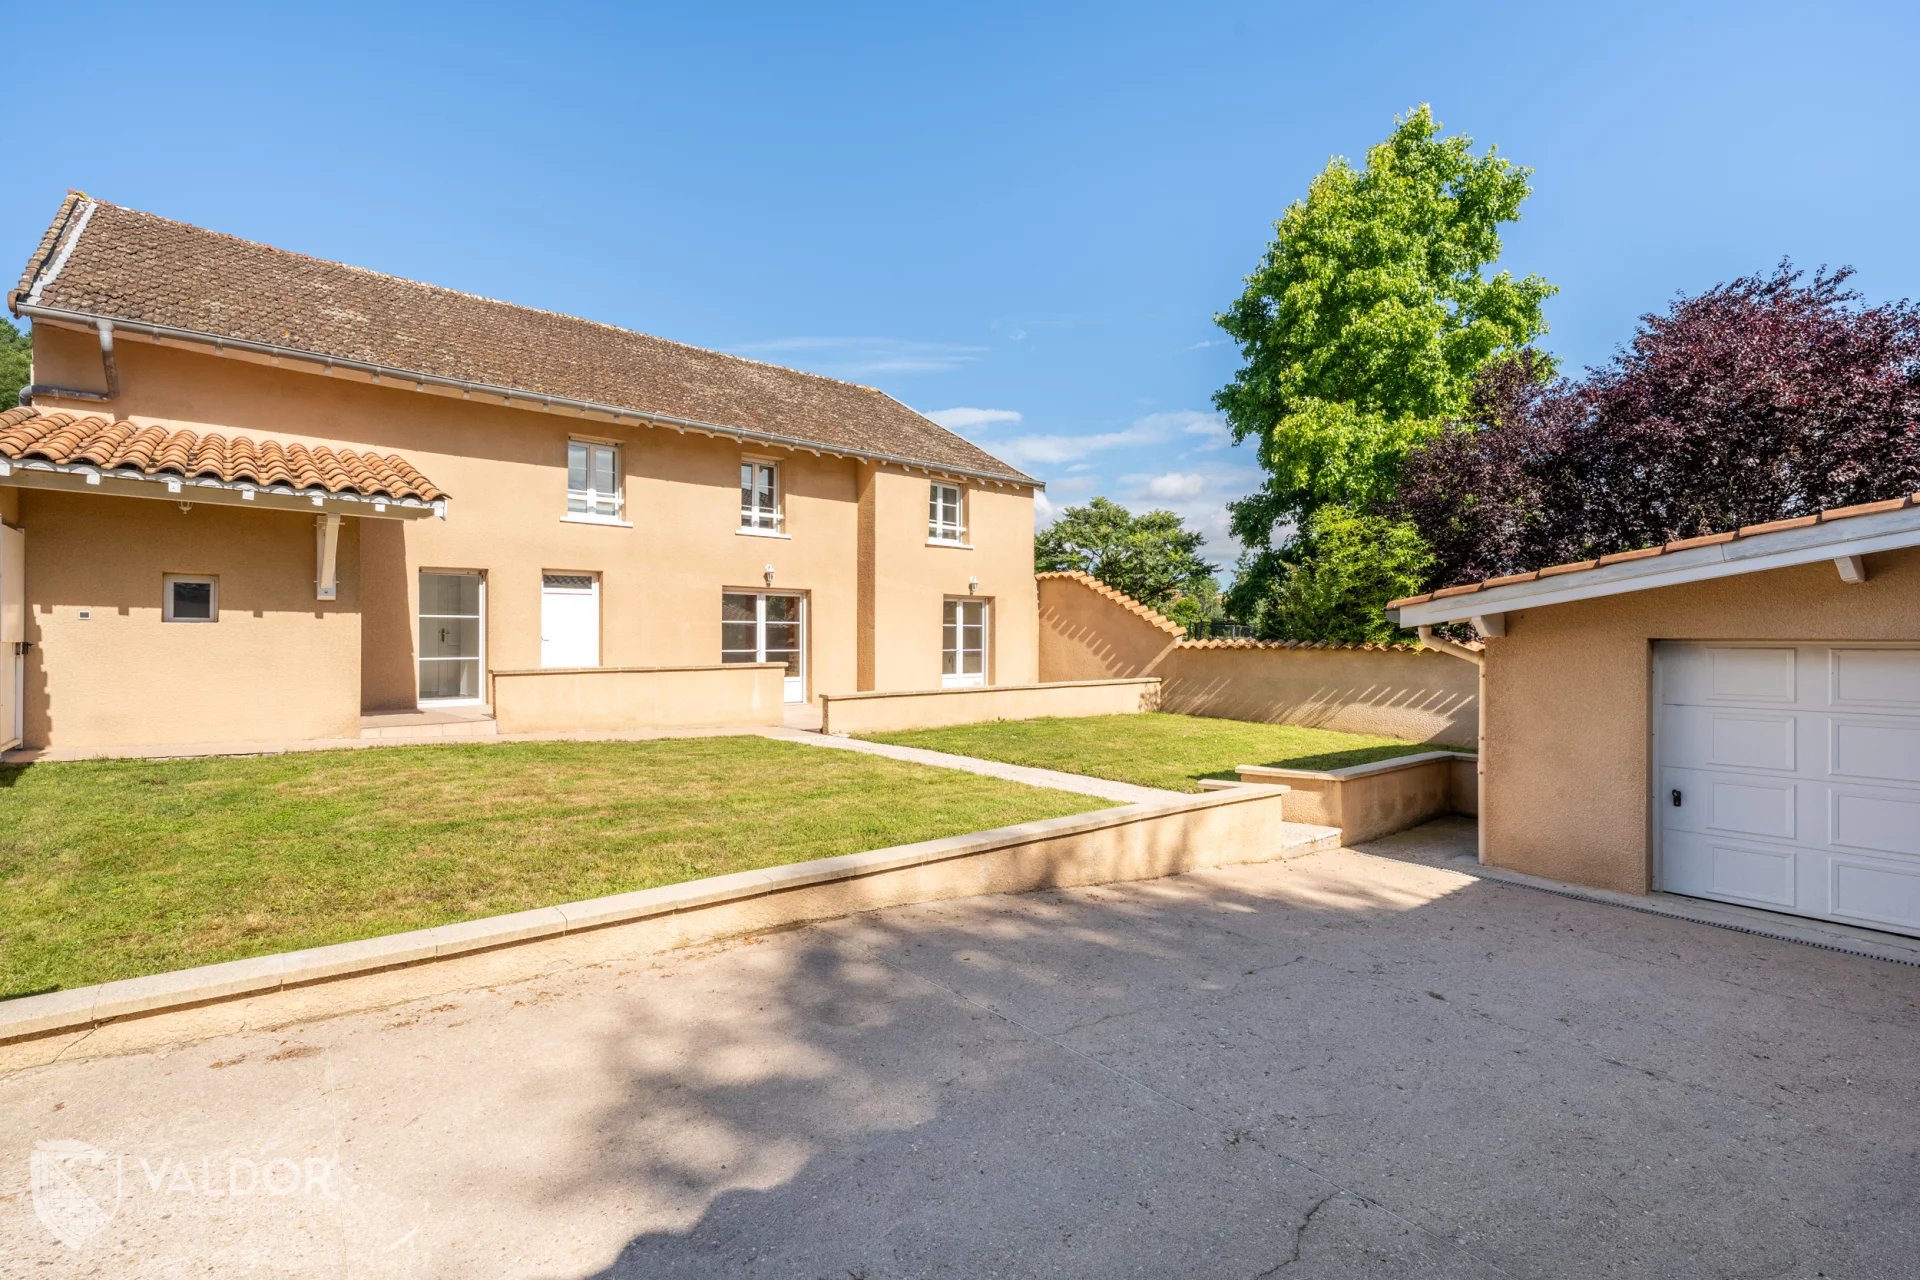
1175, 636, 1425, 653
1387, 491, 1920, 610
0, 406, 445, 502
1036, 570, 1187, 637
12, 195, 1034, 486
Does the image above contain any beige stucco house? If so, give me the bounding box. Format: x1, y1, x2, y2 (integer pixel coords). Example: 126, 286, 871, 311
1390, 504, 1920, 940
0, 195, 1041, 751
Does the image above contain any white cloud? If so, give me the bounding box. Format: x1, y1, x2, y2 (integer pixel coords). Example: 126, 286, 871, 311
1050, 474, 1100, 495
995, 409, 1220, 469
1115, 460, 1266, 566
1182, 415, 1232, 449
731, 337, 985, 378
923, 407, 1023, 431
1144, 472, 1208, 500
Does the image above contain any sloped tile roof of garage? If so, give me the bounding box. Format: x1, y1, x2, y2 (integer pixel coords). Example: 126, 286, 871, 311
0, 406, 446, 502
11, 195, 1036, 486
1388, 492, 1920, 623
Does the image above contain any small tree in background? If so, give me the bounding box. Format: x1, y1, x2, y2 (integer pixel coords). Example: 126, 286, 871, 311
0, 321, 29, 409
1035, 496, 1220, 627
1215, 105, 1553, 638
1256, 506, 1432, 643
1400, 263, 1920, 586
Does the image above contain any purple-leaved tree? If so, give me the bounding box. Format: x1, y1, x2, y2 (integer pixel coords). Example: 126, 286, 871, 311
1399, 263, 1920, 587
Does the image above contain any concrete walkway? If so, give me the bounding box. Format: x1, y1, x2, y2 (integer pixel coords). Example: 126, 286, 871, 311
4, 819, 1915, 1277
761, 726, 1183, 805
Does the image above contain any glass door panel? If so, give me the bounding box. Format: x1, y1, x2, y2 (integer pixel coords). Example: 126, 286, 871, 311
419, 571, 485, 704
719, 591, 807, 703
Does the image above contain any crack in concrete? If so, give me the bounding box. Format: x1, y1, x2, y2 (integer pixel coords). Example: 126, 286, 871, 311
848, 937, 1516, 1278
1254, 1191, 1335, 1278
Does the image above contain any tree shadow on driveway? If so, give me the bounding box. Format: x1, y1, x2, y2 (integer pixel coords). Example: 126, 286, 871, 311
529, 825, 1920, 1279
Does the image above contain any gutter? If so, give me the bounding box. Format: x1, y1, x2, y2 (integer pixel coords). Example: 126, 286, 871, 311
1418, 626, 1488, 863
15, 302, 1041, 490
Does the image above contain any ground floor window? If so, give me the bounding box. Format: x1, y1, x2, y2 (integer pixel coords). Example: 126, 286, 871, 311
721, 591, 806, 702
163, 574, 218, 623
942, 598, 988, 688
419, 570, 485, 703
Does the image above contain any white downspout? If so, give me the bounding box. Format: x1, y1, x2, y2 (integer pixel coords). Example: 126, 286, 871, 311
1418, 626, 1489, 863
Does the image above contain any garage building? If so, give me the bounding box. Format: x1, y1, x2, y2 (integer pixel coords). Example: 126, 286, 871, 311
1389, 500, 1920, 939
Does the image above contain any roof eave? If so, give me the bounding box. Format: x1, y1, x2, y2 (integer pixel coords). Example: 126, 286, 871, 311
0, 455, 446, 518
17, 301, 1041, 490
1388, 505, 1920, 627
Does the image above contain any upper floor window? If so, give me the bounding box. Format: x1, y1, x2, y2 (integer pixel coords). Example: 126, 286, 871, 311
566, 439, 623, 521
740, 460, 783, 532
929, 482, 966, 543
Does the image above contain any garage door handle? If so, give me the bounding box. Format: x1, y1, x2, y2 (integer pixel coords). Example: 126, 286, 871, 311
1671, 789, 1683, 808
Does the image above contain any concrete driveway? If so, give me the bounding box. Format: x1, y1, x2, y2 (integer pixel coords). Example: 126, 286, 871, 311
2, 818, 1915, 1278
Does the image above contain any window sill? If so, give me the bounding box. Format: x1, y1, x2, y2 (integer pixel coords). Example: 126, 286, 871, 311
926, 538, 973, 549
737, 527, 792, 540
561, 513, 632, 528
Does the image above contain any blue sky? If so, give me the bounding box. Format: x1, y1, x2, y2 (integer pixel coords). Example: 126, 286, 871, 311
7, 1, 1918, 565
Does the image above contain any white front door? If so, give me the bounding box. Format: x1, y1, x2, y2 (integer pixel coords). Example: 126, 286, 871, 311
540, 573, 600, 669
0, 524, 22, 749
942, 598, 988, 688
721, 591, 805, 703
418, 571, 486, 704
1656, 642, 1920, 937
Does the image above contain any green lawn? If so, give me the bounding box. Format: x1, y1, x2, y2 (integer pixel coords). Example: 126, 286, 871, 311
0, 736, 1109, 998
866, 713, 1456, 794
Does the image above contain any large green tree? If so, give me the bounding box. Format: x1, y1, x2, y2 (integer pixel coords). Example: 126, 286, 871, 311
1035, 496, 1220, 628
1215, 105, 1553, 640
0, 320, 29, 409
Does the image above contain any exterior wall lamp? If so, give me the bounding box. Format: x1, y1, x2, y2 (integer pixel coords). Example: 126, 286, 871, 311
764, 563, 776, 586
968, 576, 979, 595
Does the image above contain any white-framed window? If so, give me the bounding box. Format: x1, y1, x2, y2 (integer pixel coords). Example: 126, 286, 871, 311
566, 438, 623, 521
740, 459, 783, 532
942, 597, 988, 688
929, 482, 967, 543
163, 574, 218, 623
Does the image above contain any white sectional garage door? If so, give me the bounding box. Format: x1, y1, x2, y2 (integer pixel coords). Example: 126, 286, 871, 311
1656, 642, 1920, 937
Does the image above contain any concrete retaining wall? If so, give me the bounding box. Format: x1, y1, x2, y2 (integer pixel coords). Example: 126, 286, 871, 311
0, 785, 1319, 1062
1238, 752, 1476, 844
1038, 573, 1479, 747
490, 664, 785, 734
820, 678, 1160, 735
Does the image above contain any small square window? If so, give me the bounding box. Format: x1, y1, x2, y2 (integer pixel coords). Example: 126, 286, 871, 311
929, 482, 966, 542
164, 575, 218, 623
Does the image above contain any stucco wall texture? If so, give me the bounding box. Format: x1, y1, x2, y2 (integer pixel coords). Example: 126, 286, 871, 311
21, 490, 363, 747
13, 327, 1039, 748
1481, 545, 1920, 894
1037, 574, 1479, 747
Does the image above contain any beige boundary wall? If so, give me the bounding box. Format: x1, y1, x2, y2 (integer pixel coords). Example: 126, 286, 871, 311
1037, 572, 1478, 747
490, 663, 786, 734
1237, 752, 1477, 844
820, 677, 1161, 735
0, 785, 1321, 1063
